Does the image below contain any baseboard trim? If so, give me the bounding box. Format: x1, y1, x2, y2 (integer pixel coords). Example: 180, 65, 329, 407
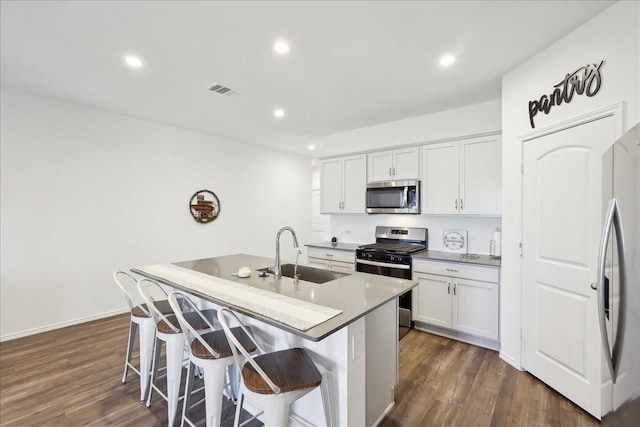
0, 308, 129, 342
372, 401, 395, 427
413, 322, 501, 351
499, 352, 524, 371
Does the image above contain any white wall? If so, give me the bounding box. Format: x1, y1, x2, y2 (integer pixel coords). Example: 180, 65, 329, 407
500, 1, 640, 368
319, 99, 501, 157
0, 88, 312, 340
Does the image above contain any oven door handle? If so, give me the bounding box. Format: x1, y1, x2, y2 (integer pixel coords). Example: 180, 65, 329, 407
355, 259, 411, 270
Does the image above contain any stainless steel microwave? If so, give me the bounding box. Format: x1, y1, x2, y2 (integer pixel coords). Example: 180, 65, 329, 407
366, 180, 420, 214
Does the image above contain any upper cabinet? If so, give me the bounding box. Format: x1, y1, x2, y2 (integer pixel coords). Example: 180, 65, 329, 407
320, 154, 366, 214
367, 147, 420, 182
422, 135, 502, 215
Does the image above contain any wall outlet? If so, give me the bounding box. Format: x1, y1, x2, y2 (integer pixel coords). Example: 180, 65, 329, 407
352, 331, 364, 360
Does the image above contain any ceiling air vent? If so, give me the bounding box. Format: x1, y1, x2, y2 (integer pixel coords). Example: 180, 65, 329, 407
208, 83, 240, 97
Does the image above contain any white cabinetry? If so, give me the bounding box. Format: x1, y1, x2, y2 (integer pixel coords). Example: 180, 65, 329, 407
308, 247, 355, 272
422, 135, 501, 215
320, 155, 366, 214
367, 147, 419, 182
413, 259, 499, 346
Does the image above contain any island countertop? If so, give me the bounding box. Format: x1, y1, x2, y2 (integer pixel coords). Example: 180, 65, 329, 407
132, 253, 416, 342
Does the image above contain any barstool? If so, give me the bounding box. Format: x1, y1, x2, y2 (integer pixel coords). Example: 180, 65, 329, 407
168, 291, 257, 427
113, 270, 173, 401
137, 279, 217, 426
217, 307, 328, 427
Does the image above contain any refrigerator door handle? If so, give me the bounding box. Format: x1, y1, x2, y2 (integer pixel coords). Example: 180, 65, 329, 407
597, 198, 617, 383
611, 197, 627, 384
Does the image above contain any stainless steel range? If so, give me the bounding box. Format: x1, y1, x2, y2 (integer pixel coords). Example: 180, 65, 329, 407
356, 226, 428, 338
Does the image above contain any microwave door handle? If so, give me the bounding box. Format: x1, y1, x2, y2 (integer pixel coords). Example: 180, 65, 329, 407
403, 186, 408, 208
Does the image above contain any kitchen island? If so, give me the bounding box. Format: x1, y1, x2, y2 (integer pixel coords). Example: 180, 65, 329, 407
133, 253, 416, 426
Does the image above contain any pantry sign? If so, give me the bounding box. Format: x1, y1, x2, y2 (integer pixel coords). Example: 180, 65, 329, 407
528, 60, 604, 129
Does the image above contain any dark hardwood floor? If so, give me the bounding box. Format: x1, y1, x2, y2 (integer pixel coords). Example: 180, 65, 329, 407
380, 330, 598, 427
0, 314, 603, 426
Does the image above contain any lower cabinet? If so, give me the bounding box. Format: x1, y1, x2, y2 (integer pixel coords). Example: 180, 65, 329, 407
307, 247, 355, 272
413, 260, 499, 343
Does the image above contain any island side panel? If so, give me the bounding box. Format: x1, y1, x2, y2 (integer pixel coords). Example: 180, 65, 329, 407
365, 299, 398, 426
197, 298, 360, 427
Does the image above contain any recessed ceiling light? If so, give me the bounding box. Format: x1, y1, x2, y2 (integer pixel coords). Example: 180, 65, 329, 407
273, 109, 285, 118
274, 41, 290, 54
125, 55, 143, 69
308, 145, 315, 151
440, 54, 456, 67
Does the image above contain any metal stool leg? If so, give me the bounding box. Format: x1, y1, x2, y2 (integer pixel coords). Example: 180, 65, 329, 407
122, 320, 138, 383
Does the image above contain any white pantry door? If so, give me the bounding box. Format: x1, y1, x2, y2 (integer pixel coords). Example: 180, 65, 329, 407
522, 114, 618, 419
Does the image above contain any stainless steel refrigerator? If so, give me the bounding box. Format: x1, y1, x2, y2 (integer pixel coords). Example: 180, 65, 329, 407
599, 122, 640, 425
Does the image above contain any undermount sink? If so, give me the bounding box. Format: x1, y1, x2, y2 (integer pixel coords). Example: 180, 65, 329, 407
257, 263, 350, 284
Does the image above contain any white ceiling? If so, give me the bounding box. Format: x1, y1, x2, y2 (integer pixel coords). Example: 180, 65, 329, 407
0, 1, 615, 156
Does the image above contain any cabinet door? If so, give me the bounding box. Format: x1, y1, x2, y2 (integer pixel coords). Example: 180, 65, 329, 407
413, 273, 451, 328
422, 142, 459, 214
367, 150, 393, 182
452, 278, 499, 340
392, 147, 420, 180
459, 136, 502, 215
342, 155, 366, 213
320, 158, 343, 213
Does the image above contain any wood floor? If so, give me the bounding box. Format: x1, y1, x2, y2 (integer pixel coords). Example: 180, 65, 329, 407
1, 314, 601, 426
380, 330, 598, 427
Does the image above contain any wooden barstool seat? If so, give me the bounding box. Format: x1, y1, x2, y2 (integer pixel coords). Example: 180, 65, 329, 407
191, 327, 256, 360
131, 300, 173, 318
242, 348, 322, 395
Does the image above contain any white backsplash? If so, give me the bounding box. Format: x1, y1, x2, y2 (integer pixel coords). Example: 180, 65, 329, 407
325, 214, 502, 255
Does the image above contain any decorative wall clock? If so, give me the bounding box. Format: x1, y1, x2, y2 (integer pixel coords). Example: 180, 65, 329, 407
189, 190, 220, 223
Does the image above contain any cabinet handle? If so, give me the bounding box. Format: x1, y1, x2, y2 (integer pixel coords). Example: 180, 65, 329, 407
460, 199, 463, 210
393, 167, 396, 176
325, 253, 334, 257
389, 167, 392, 176
453, 283, 457, 295
455, 199, 458, 210
446, 268, 458, 273
447, 284, 450, 295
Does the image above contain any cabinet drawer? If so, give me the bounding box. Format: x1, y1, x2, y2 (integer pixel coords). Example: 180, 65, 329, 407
308, 247, 355, 264
413, 259, 498, 283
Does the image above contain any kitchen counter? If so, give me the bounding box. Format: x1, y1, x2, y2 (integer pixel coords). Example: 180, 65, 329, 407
132, 253, 408, 426
305, 241, 362, 251
413, 250, 501, 267
306, 241, 502, 268
132, 253, 416, 341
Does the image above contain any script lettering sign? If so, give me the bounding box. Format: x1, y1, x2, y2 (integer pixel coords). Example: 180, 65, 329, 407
528, 60, 604, 128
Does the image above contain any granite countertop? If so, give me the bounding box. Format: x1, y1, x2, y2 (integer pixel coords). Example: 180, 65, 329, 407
305, 241, 362, 251
132, 253, 416, 341
412, 250, 501, 267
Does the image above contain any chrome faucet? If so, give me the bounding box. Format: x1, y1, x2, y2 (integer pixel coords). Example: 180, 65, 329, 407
274, 226, 299, 279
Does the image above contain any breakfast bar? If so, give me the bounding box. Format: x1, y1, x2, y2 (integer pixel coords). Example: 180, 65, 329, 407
132, 253, 417, 426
